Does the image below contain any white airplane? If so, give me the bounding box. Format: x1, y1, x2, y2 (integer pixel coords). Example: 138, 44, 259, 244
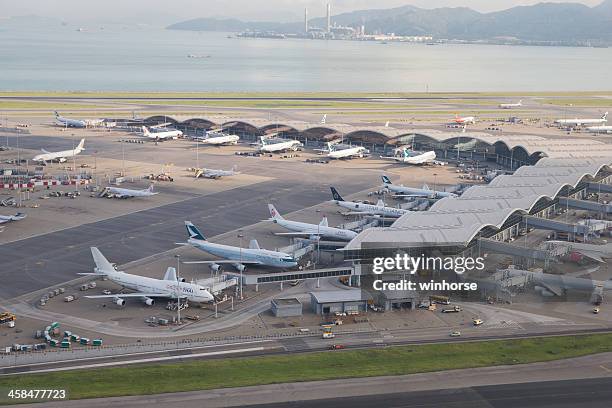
267, 204, 357, 241
321, 114, 327, 124
0, 212, 26, 225
382, 175, 457, 199
453, 115, 476, 125
555, 112, 608, 127
54, 111, 103, 128
258, 136, 302, 153
330, 187, 410, 218
103, 184, 158, 198
180, 221, 298, 271
198, 130, 240, 145
586, 125, 612, 134
32, 139, 85, 163
142, 126, 183, 140
324, 142, 369, 159
381, 147, 436, 165
194, 166, 239, 179
499, 100, 522, 109
82, 247, 213, 306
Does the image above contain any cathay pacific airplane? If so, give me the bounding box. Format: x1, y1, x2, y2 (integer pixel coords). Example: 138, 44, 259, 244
54, 111, 103, 128
180, 221, 298, 271
267, 204, 357, 241
82, 247, 214, 306
330, 187, 410, 218
381, 175, 457, 199
555, 112, 608, 127
381, 147, 436, 165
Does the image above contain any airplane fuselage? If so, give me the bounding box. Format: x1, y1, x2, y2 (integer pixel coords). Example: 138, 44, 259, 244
335, 200, 409, 218
273, 218, 357, 241
188, 238, 297, 268
33, 147, 84, 163
260, 140, 302, 153
327, 146, 368, 159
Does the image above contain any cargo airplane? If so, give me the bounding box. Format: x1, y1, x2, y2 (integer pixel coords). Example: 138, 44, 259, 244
82, 247, 214, 306
267, 204, 357, 241
330, 187, 410, 218
180, 221, 298, 271
382, 175, 457, 199
197, 123, 240, 145
32, 139, 85, 163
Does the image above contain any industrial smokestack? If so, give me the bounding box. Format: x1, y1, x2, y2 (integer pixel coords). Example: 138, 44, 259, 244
326, 3, 331, 33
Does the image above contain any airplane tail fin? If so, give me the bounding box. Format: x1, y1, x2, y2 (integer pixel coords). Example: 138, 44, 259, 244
249, 239, 260, 250
326, 142, 334, 152
321, 114, 327, 124
185, 221, 206, 240
319, 216, 329, 227
142, 126, 150, 136
77, 139, 85, 150
330, 187, 344, 202
381, 175, 392, 185
268, 204, 284, 220
147, 184, 154, 193
90, 247, 115, 274
54, 111, 60, 118
163, 267, 177, 281
518, 100, 522, 104
603, 112, 609, 120
422, 183, 430, 191
376, 199, 385, 207
384, 121, 389, 127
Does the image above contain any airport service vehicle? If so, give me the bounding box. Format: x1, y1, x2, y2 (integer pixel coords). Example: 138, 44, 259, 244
381, 147, 436, 165
32, 139, 85, 163
449, 331, 461, 337
54, 111, 103, 128
555, 112, 608, 127
194, 166, 239, 179
430, 294, 451, 305
329, 344, 345, 350
0, 213, 26, 225
103, 184, 158, 199
453, 115, 476, 125
267, 204, 357, 241
593, 307, 601, 314
322, 332, 335, 339
181, 221, 298, 271
324, 142, 369, 159
586, 125, 612, 134
330, 187, 410, 218
473, 319, 484, 326
441, 306, 462, 313
258, 136, 303, 153
499, 100, 522, 109
382, 175, 457, 199
82, 247, 214, 306
142, 126, 183, 140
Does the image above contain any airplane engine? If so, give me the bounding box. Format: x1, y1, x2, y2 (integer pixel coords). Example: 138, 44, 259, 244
114, 297, 126, 306
209, 263, 222, 273
534, 286, 555, 297
233, 263, 246, 272
143, 297, 155, 306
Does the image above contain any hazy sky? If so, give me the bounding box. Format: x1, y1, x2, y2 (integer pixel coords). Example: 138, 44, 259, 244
0, 0, 604, 24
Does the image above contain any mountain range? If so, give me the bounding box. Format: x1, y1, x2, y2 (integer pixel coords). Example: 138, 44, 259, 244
168, 1, 612, 43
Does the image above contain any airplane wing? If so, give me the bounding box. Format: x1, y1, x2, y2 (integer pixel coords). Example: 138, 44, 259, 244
341, 211, 371, 216
85, 292, 174, 299
0, 219, 8, 225
181, 260, 262, 265
274, 232, 323, 236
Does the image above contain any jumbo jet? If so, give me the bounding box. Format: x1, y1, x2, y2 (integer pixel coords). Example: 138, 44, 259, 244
32, 139, 85, 163
586, 125, 612, 134
197, 123, 240, 145
453, 115, 476, 125
267, 204, 357, 241
381, 147, 436, 165
499, 100, 522, 109
324, 142, 369, 159
82, 247, 214, 306
103, 184, 158, 198
0, 213, 26, 225
142, 126, 183, 140
555, 112, 608, 127
54, 111, 103, 128
258, 136, 302, 153
330, 187, 410, 218
194, 166, 239, 179
180, 221, 298, 271
382, 175, 457, 199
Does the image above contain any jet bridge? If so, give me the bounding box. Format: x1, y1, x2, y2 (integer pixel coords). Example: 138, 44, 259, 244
587, 182, 612, 194
523, 215, 591, 236
238, 266, 355, 285
558, 197, 612, 214
477, 238, 555, 262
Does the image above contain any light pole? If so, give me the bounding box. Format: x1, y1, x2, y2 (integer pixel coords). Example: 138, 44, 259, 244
238, 231, 244, 300
175, 254, 181, 324
433, 173, 438, 195
196, 138, 200, 169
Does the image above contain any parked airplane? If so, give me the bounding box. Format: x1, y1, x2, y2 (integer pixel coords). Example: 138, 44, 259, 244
194, 166, 239, 179
180, 221, 298, 271
82, 247, 214, 306
54, 111, 103, 128
555, 112, 608, 127
454, 115, 476, 125
499, 100, 522, 109
0, 212, 26, 225
382, 175, 457, 199
503, 267, 612, 301
381, 147, 436, 165
324, 142, 369, 159
196, 123, 240, 145
142, 126, 183, 140
32, 139, 85, 163
586, 125, 612, 134
267, 204, 357, 241
330, 187, 410, 218
258, 136, 302, 153
103, 184, 158, 198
